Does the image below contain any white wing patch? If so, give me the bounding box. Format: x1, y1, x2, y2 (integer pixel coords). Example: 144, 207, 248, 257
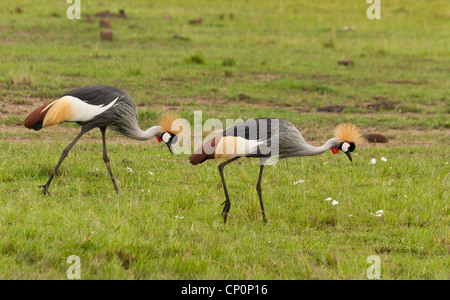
63, 96, 118, 122
215, 136, 264, 160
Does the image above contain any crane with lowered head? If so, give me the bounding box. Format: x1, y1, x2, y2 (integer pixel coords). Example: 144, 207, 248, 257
24, 85, 180, 195
189, 118, 363, 223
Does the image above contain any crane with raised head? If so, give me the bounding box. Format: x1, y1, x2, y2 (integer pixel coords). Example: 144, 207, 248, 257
24, 85, 180, 195
189, 118, 362, 223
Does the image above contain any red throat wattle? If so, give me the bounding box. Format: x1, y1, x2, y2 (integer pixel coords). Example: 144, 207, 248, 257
156, 136, 161, 143
331, 147, 339, 154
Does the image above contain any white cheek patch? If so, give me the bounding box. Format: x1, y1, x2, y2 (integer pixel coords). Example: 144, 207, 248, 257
162, 133, 171, 143
341, 142, 350, 152
162, 133, 170, 143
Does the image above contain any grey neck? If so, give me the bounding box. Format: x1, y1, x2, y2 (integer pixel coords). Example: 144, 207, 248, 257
292, 137, 341, 157
129, 125, 163, 141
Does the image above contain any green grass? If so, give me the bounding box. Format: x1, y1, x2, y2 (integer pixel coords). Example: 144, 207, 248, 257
0, 0, 449, 279
0, 141, 448, 279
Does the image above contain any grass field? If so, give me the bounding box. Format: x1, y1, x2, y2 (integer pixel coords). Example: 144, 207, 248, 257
0, 0, 449, 279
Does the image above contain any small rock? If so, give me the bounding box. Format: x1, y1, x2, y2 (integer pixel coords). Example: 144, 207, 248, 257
365, 133, 389, 143
118, 9, 126, 18
15, 6, 22, 13
99, 18, 111, 28
188, 17, 202, 25
100, 29, 113, 41
337, 60, 354, 66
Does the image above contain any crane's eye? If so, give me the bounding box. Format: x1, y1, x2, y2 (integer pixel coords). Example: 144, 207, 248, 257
161, 132, 171, 143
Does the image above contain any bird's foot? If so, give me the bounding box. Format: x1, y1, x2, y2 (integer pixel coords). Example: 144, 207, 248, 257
221, 200, 231, 223
261, 211, 267, 223
221, 211, 229, 224
38, 184, 51, 196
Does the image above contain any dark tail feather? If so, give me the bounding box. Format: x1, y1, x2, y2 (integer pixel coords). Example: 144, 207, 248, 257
24, 101, 53, 131
189, 135, 222, 165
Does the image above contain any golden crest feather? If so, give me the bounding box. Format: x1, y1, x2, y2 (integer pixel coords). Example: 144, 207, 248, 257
333, 122, 363, 144
157, 112, 183, 135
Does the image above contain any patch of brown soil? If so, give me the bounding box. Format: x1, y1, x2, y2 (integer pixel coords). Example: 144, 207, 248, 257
0, 102, 31, 117
364, 102, 395, 111
316, 105, 346, 113
0, 96, 53, 117
387, 80, 423, 85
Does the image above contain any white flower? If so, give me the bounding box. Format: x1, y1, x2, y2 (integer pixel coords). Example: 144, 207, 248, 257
373, 210, 384, 217
331, 200, 339, 206
369, 158, 377, 164
381, 157, 387, 162
148, 171, 154, 176
126, 167, 133, 173
324, 197, 332, 201
175, 215, 184, 219
293, 180, 305, 185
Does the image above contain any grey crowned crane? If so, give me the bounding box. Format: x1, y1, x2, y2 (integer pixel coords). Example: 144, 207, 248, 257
189, 118, 363, 223
24, 85, 180, 195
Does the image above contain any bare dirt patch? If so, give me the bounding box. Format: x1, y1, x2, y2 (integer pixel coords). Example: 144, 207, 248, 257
316, 105, 346, 113
364, 101, 395, 111
0, 96, 53, 117
387, 80, 423, 85
0, 101, 31, 117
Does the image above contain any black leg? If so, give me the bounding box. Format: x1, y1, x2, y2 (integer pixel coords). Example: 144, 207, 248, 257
101, 127, 119, 194
39, 129, 87, 195
218, 157, 239, 223
256, 164, 267, 222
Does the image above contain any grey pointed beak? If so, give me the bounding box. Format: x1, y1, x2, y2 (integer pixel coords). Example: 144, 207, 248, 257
166, 143, 173, 155
345, 152, 352, 162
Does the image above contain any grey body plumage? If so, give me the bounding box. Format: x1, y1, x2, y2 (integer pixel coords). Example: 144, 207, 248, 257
70, 86, 141, 137
222, 118, 342, 160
